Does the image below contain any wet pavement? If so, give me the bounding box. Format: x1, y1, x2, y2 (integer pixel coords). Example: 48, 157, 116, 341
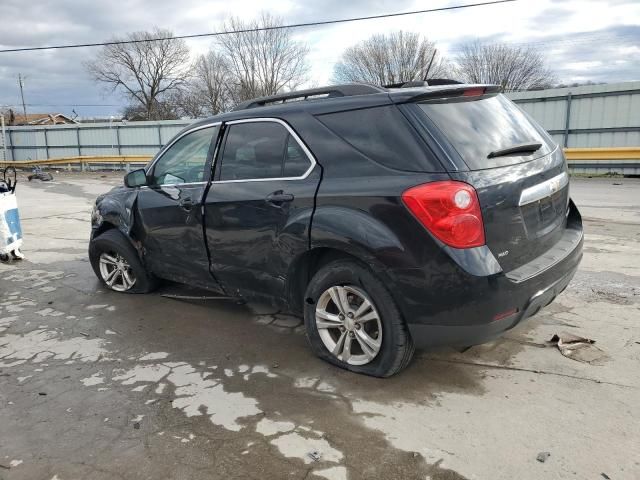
1, 172, 639, 480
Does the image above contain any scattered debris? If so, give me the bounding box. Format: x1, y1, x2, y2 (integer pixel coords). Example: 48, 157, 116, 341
548, 332, 609, 364
536, 452, 551, 463
307, 450, 322, 462
28, 167, 54, 182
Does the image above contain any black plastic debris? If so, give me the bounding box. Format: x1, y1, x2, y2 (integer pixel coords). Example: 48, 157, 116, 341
536, 452, 550, 463
307, 450, 321, 462
28, 166, 53, 182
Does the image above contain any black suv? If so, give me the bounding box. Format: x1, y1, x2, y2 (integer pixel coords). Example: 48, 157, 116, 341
89, 82, 583, 377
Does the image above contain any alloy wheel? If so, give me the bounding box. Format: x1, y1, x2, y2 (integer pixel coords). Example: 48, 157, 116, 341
315, 285, 383, 366
98, 251, 136, 292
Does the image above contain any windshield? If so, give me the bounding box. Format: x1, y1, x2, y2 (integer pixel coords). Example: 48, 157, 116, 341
418, 94, 554, 170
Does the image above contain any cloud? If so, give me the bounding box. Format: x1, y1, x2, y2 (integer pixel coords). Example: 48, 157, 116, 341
0, 0, 638, 118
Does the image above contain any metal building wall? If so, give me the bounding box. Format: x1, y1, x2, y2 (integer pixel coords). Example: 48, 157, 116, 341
2, 120, 190, 161
507, 81, 640, 149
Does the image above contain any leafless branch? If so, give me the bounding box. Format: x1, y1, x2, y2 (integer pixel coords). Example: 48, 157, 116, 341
453, 40, 556, 91
333, 31, 450, 85
216, 13, 309, 103
85, 28, 191, 120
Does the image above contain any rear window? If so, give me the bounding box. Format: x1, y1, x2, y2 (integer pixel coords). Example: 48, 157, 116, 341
316, 105, 442, 172
418, 94, 553, 170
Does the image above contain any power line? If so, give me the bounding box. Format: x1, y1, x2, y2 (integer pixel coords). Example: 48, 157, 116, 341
1, 103, 121, 108
0, 0, 517, 53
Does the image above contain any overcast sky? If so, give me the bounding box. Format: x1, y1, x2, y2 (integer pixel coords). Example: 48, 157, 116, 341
0, 0, 638, 118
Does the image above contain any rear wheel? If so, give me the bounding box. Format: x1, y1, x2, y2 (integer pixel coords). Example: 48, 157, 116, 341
89, 229, 157, 293
304, 260, 414, 377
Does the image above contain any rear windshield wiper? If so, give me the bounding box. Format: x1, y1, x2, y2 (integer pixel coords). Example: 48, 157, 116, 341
487, 142, 542, 159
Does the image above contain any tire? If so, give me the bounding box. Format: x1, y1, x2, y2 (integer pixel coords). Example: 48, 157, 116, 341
303, 259, 414, 377
89, 229, 157, 294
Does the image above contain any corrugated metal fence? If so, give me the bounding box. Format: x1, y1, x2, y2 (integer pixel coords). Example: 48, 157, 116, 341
1, 120, 189, 162
1, 81, 639, 173
509, 81, 640, 174
508, 81, 640, 149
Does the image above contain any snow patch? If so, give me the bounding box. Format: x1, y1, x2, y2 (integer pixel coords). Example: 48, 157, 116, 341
81, 372, 104, 386
139, 352, 169, 361
271, 433, 343, 465
256, 418, 295, 436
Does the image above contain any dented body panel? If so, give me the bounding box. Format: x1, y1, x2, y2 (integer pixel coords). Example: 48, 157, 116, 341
92, 186, 139, 238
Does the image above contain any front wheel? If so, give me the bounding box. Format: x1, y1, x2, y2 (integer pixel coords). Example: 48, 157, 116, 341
89, 229, 157, 293
303, 260, 414, 377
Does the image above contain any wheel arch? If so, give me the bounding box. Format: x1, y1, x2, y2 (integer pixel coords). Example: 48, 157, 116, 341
285, 243, 394, 315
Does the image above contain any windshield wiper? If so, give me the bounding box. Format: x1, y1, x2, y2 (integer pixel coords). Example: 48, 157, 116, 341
487, 142, 542, 159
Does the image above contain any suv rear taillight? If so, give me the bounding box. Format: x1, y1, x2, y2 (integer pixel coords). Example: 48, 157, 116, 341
402, 181, 485, 249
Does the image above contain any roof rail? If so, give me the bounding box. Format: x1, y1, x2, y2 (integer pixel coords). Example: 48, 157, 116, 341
233, 83, 386, 111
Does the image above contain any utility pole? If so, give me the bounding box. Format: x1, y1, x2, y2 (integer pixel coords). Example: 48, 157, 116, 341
18, 73, 27, 119
1, 114, 6, 161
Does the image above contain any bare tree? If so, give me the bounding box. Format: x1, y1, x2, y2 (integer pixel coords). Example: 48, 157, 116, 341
217, 13, 309, 103
165, 89, 204, 119
190, 51, 232, 115
122, 100, 179, 121
333, 31, 449, 85
454, 41, 556, 91
86, 28, 191, 120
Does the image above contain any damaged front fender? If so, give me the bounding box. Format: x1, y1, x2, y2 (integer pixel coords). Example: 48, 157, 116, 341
91, 185, 139, 240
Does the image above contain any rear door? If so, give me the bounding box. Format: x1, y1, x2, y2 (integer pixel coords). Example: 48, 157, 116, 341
204, 118, 320, 301
414, 93, 570, 272
136, 124, 222, 289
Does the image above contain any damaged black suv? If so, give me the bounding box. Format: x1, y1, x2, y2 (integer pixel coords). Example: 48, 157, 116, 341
89, 82, 583, 377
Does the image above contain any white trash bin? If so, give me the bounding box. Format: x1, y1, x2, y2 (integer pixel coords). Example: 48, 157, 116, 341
0, 167, 24, 261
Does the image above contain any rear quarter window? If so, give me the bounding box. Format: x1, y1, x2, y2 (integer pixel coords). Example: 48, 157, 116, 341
316, 105, 443, 172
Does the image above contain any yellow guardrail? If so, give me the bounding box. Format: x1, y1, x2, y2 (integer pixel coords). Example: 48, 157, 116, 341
0, 155, 153, 167
0, 148, 638, 168
563, 147, 640, 161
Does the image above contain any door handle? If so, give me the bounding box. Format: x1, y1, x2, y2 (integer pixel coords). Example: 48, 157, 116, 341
179, 197, 193, 211
266, 191, 294, 206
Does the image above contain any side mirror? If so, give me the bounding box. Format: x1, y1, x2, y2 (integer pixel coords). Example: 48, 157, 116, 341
124, 169, 148, 188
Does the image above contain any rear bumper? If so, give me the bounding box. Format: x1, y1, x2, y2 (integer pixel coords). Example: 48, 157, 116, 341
392, 204, 584, 349
406, 257, 579, 348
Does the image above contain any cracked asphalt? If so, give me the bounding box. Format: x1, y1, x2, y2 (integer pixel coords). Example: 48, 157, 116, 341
1, 172, 639, 480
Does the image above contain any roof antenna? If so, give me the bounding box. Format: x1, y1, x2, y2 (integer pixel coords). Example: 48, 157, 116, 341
423, 49, 437, 83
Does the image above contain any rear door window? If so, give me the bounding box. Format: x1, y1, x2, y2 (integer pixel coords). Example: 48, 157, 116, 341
417, 94, 553, 170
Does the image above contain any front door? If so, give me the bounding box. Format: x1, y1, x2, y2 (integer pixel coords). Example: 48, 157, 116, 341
136, 124, 223, 290
204, 119, 319, 301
